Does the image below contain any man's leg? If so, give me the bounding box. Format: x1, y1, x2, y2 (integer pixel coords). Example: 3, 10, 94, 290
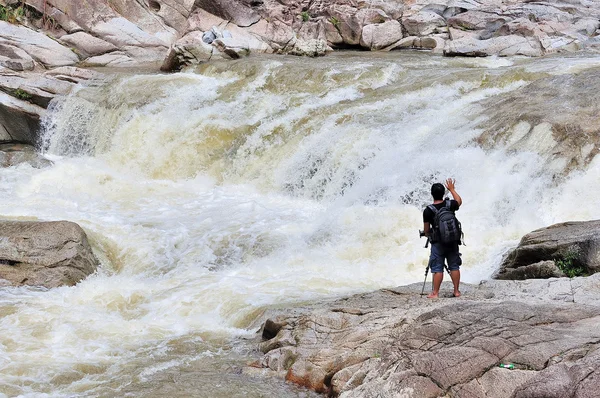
447, 245, 462, 297
428, 272, 444, 299
427, 243, 444, 299
450, 270, 461, 297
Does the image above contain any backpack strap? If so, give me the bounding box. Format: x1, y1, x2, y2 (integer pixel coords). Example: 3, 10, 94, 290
427, 204, 438, 214
445, 199, 452, 209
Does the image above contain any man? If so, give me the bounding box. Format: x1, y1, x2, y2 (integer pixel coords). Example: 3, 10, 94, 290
423, 178, 463, 298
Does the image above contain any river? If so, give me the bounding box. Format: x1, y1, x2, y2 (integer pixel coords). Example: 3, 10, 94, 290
1, 51, 600, 397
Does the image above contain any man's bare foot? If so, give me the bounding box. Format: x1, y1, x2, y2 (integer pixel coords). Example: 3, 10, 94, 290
453, 291, 461, 297
427, 292, 439, 299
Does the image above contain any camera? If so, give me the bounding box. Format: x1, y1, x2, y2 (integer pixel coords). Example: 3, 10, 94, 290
419, 230, 426, 238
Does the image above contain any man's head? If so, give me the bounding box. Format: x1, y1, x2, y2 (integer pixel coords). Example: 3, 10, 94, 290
431, 183, 445, 200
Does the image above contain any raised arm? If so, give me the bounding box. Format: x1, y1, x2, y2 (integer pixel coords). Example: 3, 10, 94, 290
445, 178, 462, 207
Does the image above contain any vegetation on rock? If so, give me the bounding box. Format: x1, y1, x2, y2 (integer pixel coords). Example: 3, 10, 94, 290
0, 3, 25, 23
13, 89, 33, 101
555, 246, 587, 278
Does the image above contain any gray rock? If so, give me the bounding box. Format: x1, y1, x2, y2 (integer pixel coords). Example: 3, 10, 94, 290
60, 31, 118, 57
287, 39, 329, 57
0, 142, 52, 168
403, 10, 448, 37
0, 69, 73, 108
162, 31, 214, 70
0, 43, 35, 72
444, 35, 544, 56
212, 37, 250, 59
497, 260, 565, 280
0, 21, 79, 68
0, 91, 44, 144
360, 20, 403, 50
0, 220, 99, 288
194, 0, 260, 27
202, 31, 216, 44
497, 221, 600, 279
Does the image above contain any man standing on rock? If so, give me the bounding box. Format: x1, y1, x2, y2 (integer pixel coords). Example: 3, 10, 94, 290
422, 179, 463, 298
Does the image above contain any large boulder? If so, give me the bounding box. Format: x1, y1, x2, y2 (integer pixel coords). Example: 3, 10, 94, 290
496, 221, 600, 280
0, 221, 99, 288
360, 20, 403, 50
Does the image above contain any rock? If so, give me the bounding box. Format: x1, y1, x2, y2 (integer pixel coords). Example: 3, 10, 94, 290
59, 31, 118, 57
82, 52, 136, 67
0, 44, 35, 72
447, 11, 509, 38
497, 260, 565, 280
444, 35, 544, 57
0, 220, 99, 288
90, 17, 169, 48
287, 39, 329, 57
403, 10, 448, 37
254, 277, 600, 397
0, 21, 79, 68
212, 37, 249, 59
44, 66, 102, 84
0, 68, 73, 108
0, 142, 52, 168
496, 221, 600, 279
477, 69, 600, 173
161, 31, 214, 70
202, 31, 216, 44
194, 0, 260, 27
360, 20, 403, 50
0, 91, 45, 144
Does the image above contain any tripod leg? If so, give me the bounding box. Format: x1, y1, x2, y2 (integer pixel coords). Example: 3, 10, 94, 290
421, 266, 429, 296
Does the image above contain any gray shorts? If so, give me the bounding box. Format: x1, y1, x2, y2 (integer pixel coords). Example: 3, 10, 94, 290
428, 242, 462, 273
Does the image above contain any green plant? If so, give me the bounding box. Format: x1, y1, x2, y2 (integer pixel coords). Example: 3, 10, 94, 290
0, 3, 25, 23
555, 247, 586, 278
301, 11, 309, 22
13, 89, 33, 101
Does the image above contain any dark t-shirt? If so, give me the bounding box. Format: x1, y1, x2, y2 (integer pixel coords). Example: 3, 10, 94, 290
423, 200, 460, 225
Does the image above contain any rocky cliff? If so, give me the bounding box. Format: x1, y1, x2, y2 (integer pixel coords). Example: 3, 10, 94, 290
2, 0, 599, 71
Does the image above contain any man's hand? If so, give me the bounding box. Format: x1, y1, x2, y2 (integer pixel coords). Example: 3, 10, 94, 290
445, 178, 462, 206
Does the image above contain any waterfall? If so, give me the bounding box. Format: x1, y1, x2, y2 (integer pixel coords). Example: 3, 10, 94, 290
1, 52, 600, 396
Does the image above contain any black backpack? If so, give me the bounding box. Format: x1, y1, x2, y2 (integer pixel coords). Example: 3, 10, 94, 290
428, 200, 463, 245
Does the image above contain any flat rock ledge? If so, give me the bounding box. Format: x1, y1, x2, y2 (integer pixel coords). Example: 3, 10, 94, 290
0, 220, 99, 288
251, 275, 600, 397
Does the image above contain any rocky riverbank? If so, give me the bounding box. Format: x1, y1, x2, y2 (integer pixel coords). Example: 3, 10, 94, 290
252, 275, 600, 397
250, 221, 600, 397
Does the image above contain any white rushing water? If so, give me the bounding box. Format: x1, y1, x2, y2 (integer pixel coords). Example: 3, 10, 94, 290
1, 52, 600, 396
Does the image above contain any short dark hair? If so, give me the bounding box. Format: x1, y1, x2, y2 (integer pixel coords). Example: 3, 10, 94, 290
431, 183, 445, 200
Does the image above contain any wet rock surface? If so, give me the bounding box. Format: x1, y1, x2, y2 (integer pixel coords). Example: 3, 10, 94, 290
477, 68, 600, 175
254, 275, 600, 397
0, 142, 52, 168
0, 220, 99, 288
0, 66, 103, 145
